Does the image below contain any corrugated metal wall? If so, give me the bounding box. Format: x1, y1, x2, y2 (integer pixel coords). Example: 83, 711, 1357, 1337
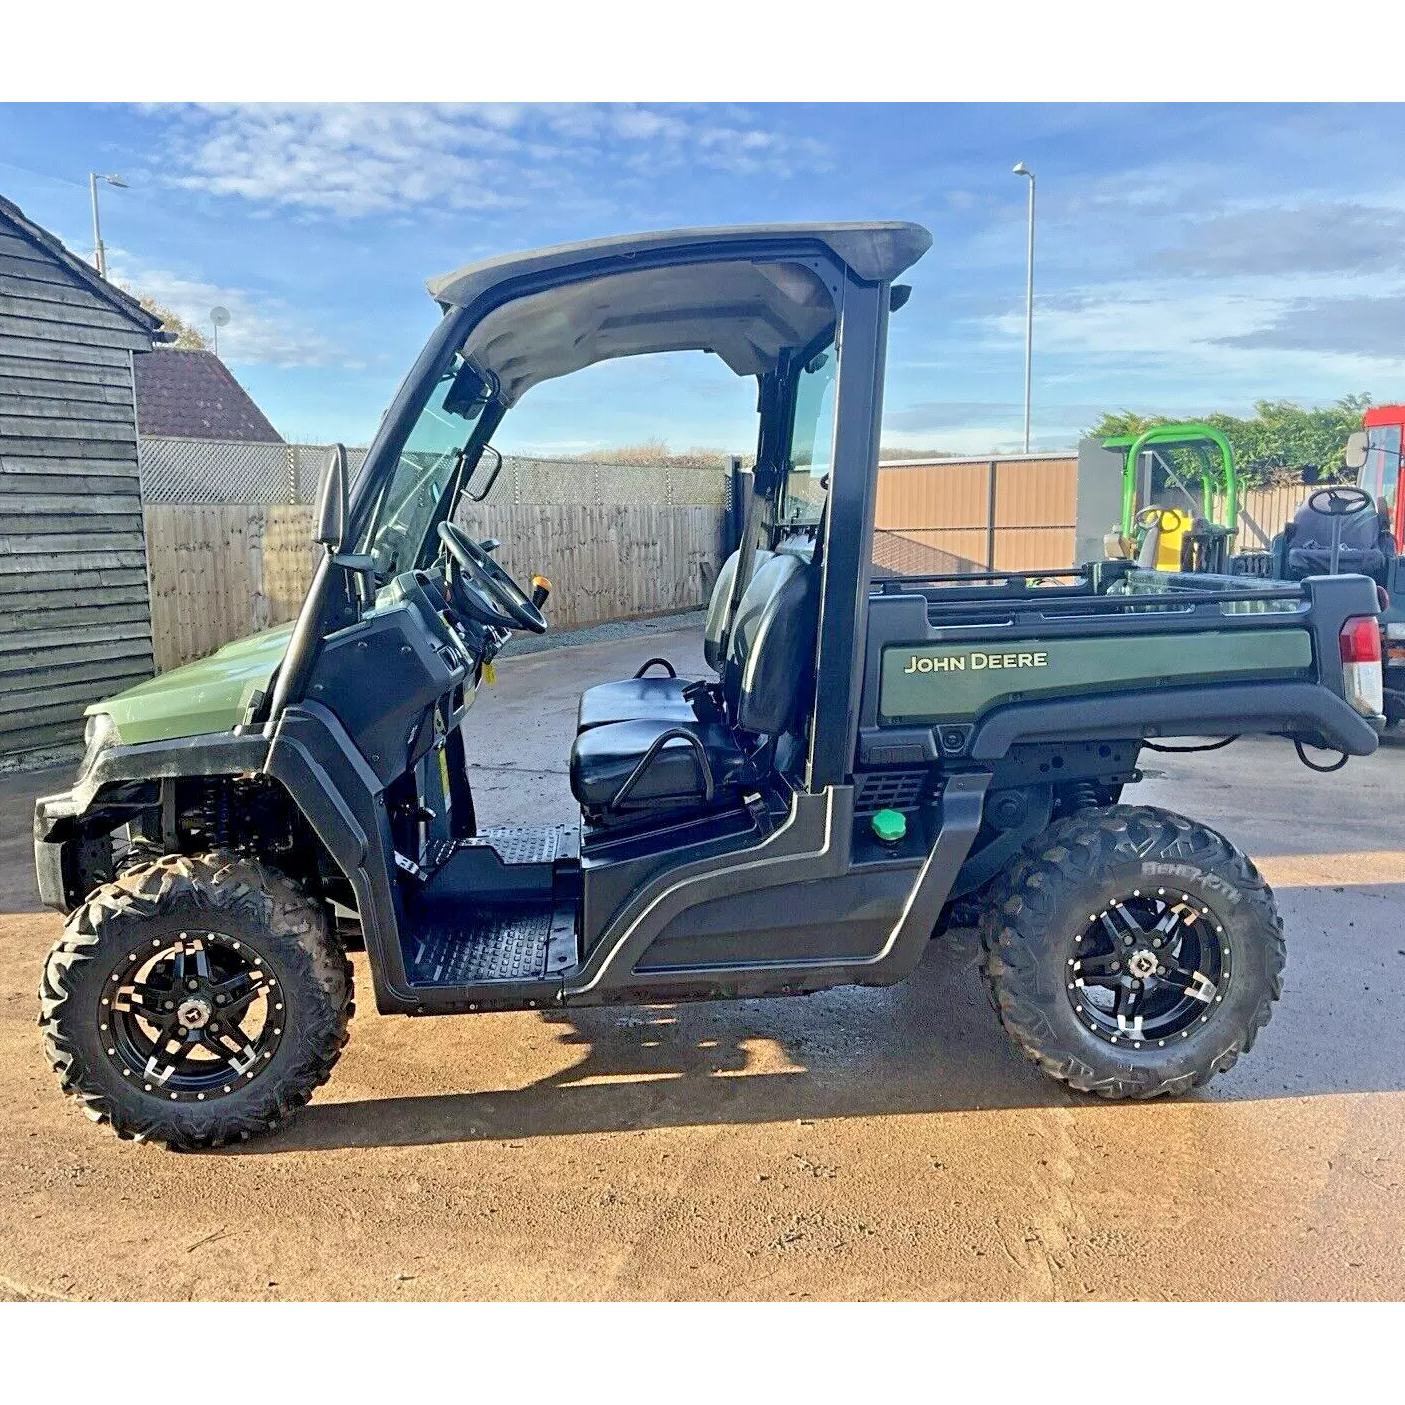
873, 454, 1307, 575
873, 455, 1078, 574
0, 212, 156, 760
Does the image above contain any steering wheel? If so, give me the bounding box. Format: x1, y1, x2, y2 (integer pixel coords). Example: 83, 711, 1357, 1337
436, 521, 547, 634
1135, 506, 1184, 533
1308, 486, 1373, 517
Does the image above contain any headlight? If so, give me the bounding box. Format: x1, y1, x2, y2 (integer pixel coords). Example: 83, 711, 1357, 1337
79, 713, 121, 774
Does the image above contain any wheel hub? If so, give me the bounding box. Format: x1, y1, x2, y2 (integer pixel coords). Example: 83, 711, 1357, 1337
1126, 948, 1159, 979
176, 997, 212, 1029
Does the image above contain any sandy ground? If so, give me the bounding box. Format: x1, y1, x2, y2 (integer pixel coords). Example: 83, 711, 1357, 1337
1, 622, 1402, 1301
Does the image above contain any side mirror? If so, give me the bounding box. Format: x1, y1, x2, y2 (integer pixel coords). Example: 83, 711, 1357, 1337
314, 443, 348, 551
1343, 431, 1369, 472
1300, 462, 1321, 485
463, 444, 504, 504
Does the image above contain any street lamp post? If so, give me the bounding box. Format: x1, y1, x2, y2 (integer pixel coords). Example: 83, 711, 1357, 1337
1012, 161, 1036, 454
87, 172, 127, 280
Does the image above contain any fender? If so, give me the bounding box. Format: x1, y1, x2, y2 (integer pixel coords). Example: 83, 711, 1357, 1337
264, 702, 423, 1014
33, 732, 269, 910
969, 680, 1380, 760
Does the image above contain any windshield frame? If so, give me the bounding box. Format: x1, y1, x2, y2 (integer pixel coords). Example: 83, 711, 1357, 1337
355, 355, 505, 581
274, 233, 893, 804
1362, 424, 1400, 495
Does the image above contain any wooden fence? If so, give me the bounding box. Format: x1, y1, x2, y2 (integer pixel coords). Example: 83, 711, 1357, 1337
144, 502, 725, 672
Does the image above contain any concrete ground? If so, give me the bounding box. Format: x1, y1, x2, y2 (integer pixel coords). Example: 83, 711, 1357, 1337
0, 621, 1402, 1301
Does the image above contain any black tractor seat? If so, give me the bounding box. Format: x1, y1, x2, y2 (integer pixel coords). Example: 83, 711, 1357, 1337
570, 719, 754, 812
576, 547, 770, 732
570, 550, 818, 820
575, 663, 723, 731
1272, 495, 1395, 584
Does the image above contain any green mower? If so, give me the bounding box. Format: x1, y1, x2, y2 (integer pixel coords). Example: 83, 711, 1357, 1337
1101, 423, 1239, 573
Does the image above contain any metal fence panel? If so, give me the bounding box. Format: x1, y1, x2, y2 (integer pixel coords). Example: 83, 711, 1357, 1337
139, 436, 727, 508
140, 437, 288, 503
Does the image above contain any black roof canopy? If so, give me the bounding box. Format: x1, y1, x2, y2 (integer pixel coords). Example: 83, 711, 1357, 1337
426, 221, 931, 405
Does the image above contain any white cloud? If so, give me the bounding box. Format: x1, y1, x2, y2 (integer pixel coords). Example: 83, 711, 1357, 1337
153, 103, 833, 217
982, 268, 1405, 393
110, 257, 349, 369
1148, 198, 1405, 279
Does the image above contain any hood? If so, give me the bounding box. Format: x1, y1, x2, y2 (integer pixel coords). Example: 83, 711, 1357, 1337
91, 624, 293, 745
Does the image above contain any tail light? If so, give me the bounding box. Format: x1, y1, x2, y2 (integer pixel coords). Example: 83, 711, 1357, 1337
1339, 615, 1384, 718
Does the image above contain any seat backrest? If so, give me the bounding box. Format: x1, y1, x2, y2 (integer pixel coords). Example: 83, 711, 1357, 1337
1285, 498, 1392, 581
723, 553, 819, 737
1289, 498, 1382, 553
703, 547, 772, 673
1135, 520, 1161, 570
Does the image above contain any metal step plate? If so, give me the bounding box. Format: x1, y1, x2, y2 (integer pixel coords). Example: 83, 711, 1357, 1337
467, 826, 561, 865
427, 826, 572, 871
408, 904, 555, 985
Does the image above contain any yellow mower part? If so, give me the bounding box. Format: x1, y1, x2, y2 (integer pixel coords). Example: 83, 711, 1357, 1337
1134, 506, 1194, 572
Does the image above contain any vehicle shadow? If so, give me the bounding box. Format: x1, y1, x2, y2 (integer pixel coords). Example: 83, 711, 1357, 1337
229, 910, 1405, 1157
238, 929, 1048, 1155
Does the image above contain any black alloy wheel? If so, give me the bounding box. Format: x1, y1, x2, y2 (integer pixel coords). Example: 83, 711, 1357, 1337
107, 930, 285, 1101
1067, 890, 1229, 1048
41, 852, 352, 1148
979, 805, 1285, 1100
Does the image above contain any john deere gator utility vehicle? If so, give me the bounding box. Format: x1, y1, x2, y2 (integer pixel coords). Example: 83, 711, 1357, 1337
1101, 423, 1240, 573
35, 224, 1386, 1149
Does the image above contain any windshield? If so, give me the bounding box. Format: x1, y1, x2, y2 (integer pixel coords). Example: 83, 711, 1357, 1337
779, 346, 836, 527
358, 356, 488, 577
1362, 424, 1401, 525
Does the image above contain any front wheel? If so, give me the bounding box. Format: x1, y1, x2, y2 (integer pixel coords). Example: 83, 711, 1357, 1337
40, 852, 352, 1149
979, 805, 1284, 1099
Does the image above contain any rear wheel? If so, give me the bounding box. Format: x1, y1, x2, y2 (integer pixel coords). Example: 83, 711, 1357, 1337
40, 852, 352, 1149
979, 805, 1284, 1099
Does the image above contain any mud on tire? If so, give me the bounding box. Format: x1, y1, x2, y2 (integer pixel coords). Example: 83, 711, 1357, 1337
39, 852, 352, 1149
978, 805, 1284, 1099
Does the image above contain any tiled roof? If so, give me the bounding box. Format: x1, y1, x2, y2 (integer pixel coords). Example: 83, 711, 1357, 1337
133, 349, 283, 442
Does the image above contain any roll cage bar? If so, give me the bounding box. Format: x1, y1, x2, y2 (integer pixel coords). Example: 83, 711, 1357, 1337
1103, 422, 1239, 538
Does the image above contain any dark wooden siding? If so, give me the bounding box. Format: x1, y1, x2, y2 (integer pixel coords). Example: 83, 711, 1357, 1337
0, 218, 156, 759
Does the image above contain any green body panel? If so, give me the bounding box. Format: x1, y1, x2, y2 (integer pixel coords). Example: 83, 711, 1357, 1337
880, 628, 1314, 723
90, 625, 292, 744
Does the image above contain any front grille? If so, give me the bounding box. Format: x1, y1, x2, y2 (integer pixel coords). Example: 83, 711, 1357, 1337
854, 767, 930, 815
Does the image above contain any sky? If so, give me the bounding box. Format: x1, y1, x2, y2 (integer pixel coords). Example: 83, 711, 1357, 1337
3, 102, 1404, 457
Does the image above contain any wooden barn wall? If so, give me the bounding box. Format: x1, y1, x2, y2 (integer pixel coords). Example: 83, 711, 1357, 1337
0, 220, 155, 759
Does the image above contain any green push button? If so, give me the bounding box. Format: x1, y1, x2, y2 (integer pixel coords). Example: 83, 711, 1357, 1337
871, 808, 907, 844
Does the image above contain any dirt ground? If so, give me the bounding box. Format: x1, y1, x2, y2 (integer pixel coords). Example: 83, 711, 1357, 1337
1, 622, 1402, 1301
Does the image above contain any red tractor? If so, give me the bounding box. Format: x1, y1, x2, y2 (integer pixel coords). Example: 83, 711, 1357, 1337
1346, 404, 1404, 727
